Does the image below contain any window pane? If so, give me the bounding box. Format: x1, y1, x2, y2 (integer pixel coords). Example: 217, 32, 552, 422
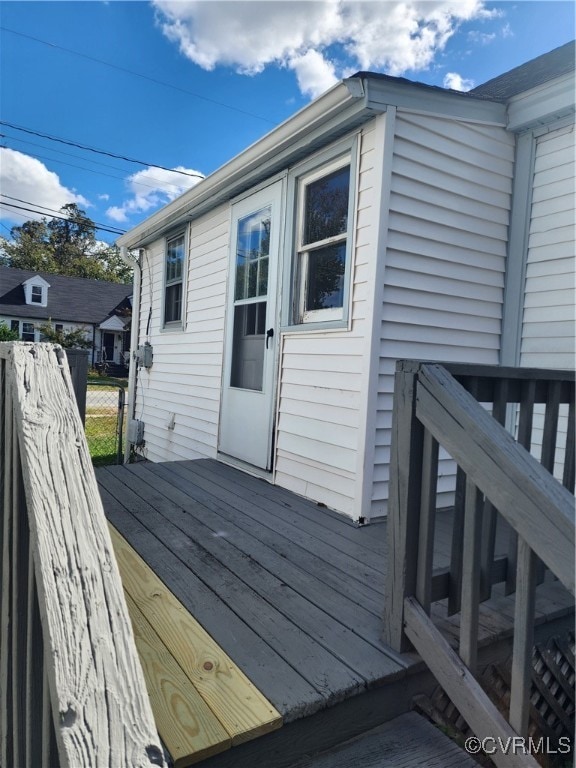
31, 285, 42, 303
11, 320, 19, 332
166, 236, 184, 283
22, 322, 35, 342
306, 243, 346, 311
235, 207, 270, 300
303, 166, 350, 245
164, 282, 182, 324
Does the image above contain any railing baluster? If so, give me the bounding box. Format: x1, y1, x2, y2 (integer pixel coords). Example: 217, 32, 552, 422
509, 537, 537, 738
384, 363, 425, 651
25, 557, 44, 768
563, 394, 575, 492
480, 378, 509, 600
12, 442, 29, 768
1, 386, 14, 768
448, 377, 479, 616
415, 430, 439, 615
506, 378, 536, 595
459, 479, 483, 675
541, 380, 561, 472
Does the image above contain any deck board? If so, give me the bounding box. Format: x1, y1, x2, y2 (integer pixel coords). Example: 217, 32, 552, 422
96, 458, 574, 765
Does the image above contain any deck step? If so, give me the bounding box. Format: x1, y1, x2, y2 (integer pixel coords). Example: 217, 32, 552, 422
109, 524, 282, 767
285, 712, 477, 768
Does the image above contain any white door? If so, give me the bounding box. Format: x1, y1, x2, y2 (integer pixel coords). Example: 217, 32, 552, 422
219, 182, 282, 470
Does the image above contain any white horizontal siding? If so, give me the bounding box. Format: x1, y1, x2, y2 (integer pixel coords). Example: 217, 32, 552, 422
134, 204, 230, 463
370, 113, 514, 517
521, 123, 575, 372
274, 125, 376, 517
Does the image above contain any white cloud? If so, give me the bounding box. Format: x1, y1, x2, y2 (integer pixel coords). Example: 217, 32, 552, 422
153, 0, 493, 97
98, 193, 110, 201
443, 71, 475, 91
288, 50, 338, 98
106, 165, 204, 223
0, 148, 89, 224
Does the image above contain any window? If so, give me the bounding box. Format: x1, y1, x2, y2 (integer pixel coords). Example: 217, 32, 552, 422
55, 323, 64, 332
295, 159, 352, 323
164, 233, 185, 326
22, 323, 35, 342
10, 320, 19, 334
31, 285, 43, 304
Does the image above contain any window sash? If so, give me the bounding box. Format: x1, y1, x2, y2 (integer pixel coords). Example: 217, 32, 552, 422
164, 233, 185, 327
295, 158, 351, 323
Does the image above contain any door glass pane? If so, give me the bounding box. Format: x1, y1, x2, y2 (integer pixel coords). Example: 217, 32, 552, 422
235, 207, 271, 300
231, 301, 266, 390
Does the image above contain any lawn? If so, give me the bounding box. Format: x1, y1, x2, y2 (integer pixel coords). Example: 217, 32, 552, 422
85, 413, 120, 466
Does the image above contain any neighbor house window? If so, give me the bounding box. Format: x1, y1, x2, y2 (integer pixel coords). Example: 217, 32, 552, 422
11, 320, 19, 334
22, 323, 35, 342
296, 158, 351, 323
164, 233, 185, 326
31, 285, 43, 304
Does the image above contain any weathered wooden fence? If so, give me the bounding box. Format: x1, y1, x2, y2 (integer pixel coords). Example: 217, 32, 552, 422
384, 361, 575, 768
0, 342, 165, 768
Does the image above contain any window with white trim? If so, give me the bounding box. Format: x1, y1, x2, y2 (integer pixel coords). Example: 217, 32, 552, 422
295, 158, 352, 323
22, 322, 35, 342
30, 285, 43, 304
163, 233, 185, 326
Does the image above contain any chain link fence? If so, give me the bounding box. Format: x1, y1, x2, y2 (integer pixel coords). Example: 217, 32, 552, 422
85, 384, 126, 466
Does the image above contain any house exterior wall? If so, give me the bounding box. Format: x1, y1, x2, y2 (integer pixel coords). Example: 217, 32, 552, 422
369, 112, 516, 517
134, 203, 230, 463
273, 124, 376, 517
520, 122, 575, 370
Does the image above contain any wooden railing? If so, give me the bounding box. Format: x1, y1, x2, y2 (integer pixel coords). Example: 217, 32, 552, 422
0, 342, 165, 768
384, 361, 575, 768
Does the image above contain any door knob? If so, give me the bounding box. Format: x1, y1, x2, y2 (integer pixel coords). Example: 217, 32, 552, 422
266, 327, 274, 348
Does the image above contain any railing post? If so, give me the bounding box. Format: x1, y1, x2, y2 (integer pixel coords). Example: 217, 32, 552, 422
383, 361, 425, 652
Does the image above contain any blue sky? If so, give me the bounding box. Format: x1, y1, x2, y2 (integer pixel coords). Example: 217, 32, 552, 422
1, 1, 574, 244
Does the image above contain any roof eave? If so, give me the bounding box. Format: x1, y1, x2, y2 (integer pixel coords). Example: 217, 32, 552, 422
117, 80, 372, 249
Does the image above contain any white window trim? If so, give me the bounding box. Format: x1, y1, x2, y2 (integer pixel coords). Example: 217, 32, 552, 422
161, 228, 188, 332
282, 134, 359, 330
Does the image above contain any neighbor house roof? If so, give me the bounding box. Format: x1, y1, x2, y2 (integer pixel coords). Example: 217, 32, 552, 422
470, 41, 575, 100
0, 266, 132, 324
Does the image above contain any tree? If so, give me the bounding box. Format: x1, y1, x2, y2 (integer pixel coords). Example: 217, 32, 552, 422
0, 322, 19, 341
36, 321, 92, 349
0, 204, 132, 284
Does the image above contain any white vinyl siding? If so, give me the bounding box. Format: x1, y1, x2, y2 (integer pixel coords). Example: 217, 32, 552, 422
274, 126, 375, 516
370, 113, 515, 517
521, 123, 575, 370
134, 206, 230, 462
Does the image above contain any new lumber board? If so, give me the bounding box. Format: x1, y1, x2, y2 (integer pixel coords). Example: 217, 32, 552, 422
110, 526, 282, 746
124, 592, 232, 767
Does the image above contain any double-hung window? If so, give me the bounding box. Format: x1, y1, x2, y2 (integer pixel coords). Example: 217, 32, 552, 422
295, 157, 352, 323
21, 322, 35, 342
31, 285, 43, 304
164, 233, 185, 326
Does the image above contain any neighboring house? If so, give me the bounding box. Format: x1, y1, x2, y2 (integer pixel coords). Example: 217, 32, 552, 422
0, 266, 133, 369
118, 42, 575, 522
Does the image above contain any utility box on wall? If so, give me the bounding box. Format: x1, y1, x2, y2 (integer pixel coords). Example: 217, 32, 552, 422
128, 419, 145, 446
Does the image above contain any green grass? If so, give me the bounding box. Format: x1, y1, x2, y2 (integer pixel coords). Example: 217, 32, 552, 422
85, 412, 123, 466
87, 373, 128, 388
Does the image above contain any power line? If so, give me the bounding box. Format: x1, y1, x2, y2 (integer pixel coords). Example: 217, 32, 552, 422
1, 194, 126, 232
0, 120, 206, 179
1, 138, 196, 193
0, 200, 126, 235
0, 26, 276, 126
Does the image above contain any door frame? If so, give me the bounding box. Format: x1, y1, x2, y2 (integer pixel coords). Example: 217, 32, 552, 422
218, 178, 285, 472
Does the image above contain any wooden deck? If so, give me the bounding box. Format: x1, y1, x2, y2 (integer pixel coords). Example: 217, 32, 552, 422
96, 458, 574, 768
